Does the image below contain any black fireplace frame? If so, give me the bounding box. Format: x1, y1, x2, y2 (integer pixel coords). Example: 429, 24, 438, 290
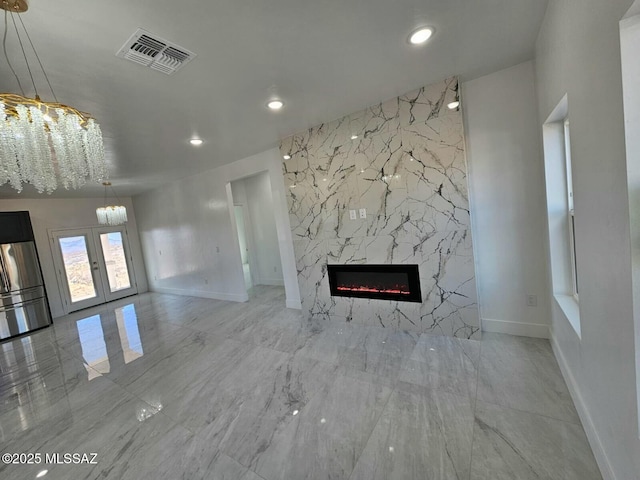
327, 264, 422, 303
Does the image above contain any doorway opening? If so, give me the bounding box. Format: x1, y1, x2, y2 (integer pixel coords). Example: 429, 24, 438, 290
234, 204, 253, 290
50, 226, 138, 314
229, 171, 285, 302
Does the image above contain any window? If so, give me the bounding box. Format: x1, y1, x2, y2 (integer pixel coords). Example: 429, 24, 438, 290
542, 95, 581, 337
564, 118, 578, 298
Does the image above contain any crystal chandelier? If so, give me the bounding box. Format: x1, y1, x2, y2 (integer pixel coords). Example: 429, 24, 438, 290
0, 0, 106, 194
96, 182, 127, 226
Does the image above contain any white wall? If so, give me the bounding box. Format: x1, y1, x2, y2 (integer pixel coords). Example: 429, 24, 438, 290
231, 172, 285, 286
463, 61, 551, 338
0, 198, 148, 318
620, 4, 640, 447
133, 148, 300, 308
535, 1, 639, 479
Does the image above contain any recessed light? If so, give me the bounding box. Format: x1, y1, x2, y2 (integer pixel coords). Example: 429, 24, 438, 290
409, 27, 434, 45
36, 471, 48, 478
447, 101, 460, 110
267, 100, 284, 110
350, 135, 358, 140
190, 138, 203, 146
283, 154, 291, 160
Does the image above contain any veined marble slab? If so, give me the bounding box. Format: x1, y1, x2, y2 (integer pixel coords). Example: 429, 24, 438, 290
281, 77, 480, 338
471, 401, 601, 480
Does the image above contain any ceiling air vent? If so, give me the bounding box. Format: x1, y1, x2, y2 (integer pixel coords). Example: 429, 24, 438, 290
116, 28, 196, 75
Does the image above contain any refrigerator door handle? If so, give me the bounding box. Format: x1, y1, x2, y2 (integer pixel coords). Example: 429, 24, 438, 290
0, 302, 23, 313
0, 251, 9, 292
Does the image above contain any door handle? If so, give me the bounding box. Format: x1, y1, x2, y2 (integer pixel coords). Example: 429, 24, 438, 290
0, 254, 9, 292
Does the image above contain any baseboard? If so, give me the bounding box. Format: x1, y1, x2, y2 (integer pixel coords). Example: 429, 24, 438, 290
286, 298, 302, 309
256, 278, 285, 286
150, 285, 249, 302
481, 318, 550, 338
550, 334, 616, 480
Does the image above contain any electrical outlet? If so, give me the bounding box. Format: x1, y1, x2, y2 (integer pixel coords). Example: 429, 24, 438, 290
204, 279, 208, 285
359, 208, 367, 219
216, 246, 220, 253
273, 266, 277, 272
526, 295, 537, 307
349, 209, 357, 220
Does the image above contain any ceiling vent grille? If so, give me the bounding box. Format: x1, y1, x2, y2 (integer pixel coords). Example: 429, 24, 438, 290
116, 29, 196, 75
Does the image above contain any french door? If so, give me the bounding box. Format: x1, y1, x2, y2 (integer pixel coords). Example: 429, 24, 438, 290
51, 226, 138, 314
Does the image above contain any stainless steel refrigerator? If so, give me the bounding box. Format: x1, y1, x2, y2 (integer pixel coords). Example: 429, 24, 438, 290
0, 241, 52, 341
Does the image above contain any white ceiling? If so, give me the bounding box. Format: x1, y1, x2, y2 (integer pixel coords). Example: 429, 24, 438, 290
0, 0, 548, 198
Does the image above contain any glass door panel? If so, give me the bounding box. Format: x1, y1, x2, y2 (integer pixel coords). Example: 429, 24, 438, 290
58, 236, 98, 302
53, 231, 105, 312
94, 227, 137, 303
100, 232, 132, 292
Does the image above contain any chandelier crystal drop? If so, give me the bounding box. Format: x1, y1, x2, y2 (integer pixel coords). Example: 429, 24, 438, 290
0, 1, 106, 193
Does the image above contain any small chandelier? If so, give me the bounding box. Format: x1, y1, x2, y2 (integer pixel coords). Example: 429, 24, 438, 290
96, 182, 127, 226
0, 0, 106, 194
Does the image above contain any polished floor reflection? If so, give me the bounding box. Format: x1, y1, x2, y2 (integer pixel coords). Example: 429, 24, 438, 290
0, 287, 601, 480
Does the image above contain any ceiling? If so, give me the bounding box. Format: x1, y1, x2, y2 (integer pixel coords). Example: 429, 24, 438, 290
0, 0, 548, 198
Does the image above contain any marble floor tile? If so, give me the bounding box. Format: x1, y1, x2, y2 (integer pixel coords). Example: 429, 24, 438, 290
0, 332, 64, 375
399, 333, 480, 398
470, 401, 602, 480
81, 329, 231, 389
0, 350, 138, 444
350, 382, 475, 480
206, 356, 346, 471
297, 322, 418, 380
226, 307, 321, 354
0, 290, 602, 480
158, 345, 291, 433
252, 374, 392, 480
58, 313, 194, 367
133, 444, 266, 480
1, 372, 181, 480
93, 421, 266, 480
118, 337, 255, 430
477, 333, 580, 423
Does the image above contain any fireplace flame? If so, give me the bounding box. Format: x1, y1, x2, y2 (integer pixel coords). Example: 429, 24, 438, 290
336, 286, 410, 295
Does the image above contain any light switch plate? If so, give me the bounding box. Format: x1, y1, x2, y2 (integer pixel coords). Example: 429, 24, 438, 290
349, 209, 357, 220
359, 208, 367, 219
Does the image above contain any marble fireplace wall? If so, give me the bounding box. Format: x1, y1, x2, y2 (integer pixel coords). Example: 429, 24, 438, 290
280, 77, 480, 338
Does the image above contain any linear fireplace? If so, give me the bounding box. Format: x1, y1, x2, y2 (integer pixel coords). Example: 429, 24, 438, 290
327, 264, 422, 303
